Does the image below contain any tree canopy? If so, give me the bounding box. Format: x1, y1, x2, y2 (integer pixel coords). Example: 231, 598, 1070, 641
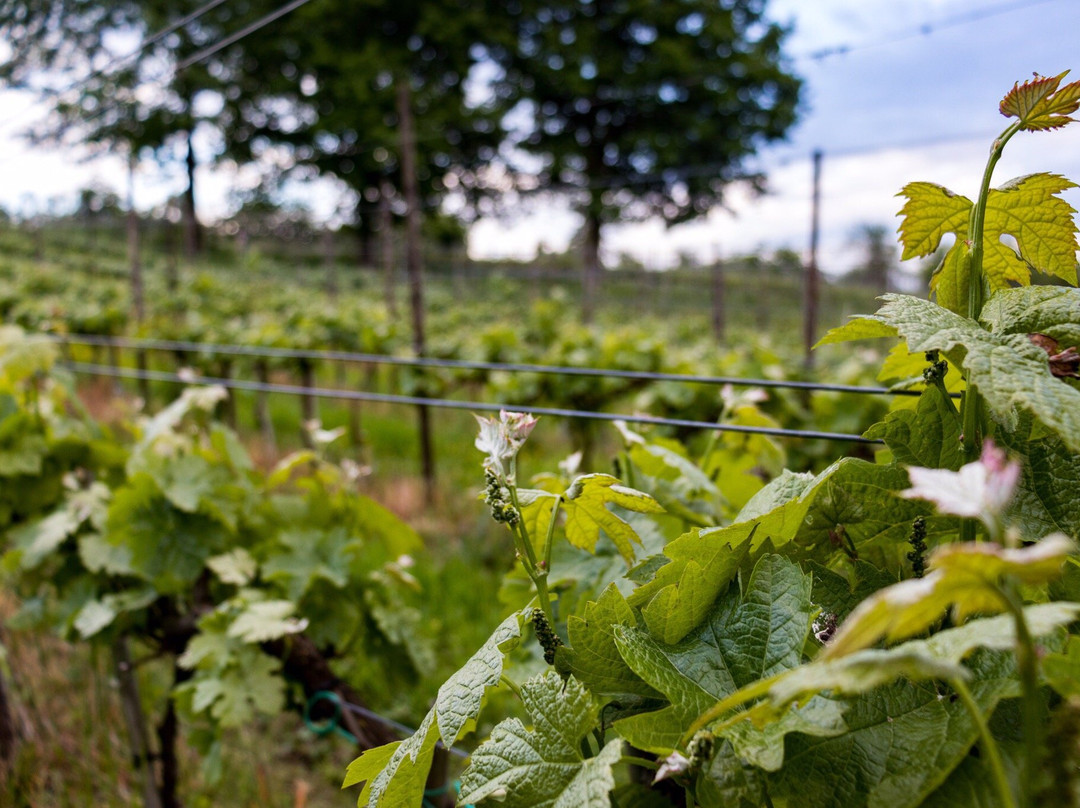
1, 0, 801, 295
488, 0, 802, 316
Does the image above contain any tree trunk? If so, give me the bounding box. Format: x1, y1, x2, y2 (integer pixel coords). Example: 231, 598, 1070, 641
113, 636, 165, 808
379, 179, 397, 319
581, 209, 602, 324
182, 130, 202, 258
0, 667, 17, 768
356, 212, 377, 268
156, 665, 191, 808
396, 78, 435, 504
323, 229, 339, 295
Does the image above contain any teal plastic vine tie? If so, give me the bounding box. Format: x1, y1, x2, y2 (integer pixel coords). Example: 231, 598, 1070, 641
303, 690, 358, 744
423, 780, 474, 808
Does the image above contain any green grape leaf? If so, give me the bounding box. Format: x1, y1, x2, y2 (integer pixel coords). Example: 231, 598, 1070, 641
226, 599, 308, 643
435, 611, 523, 746
341, 742, 402, 805
896, 174, 1078, 313
77, 530, 130, 575
851, 294, 1080, 451
896, 182, 973, 263
73, 588, 156, 639
104, 475, 229, 594
72, 599, 117, 639
262, 527, 351, 600
562, 474, 663, 562
705, 604, 1079, 745
768, 653, 1019, 808
458, 672, 621, 808
206, 548, 257, 586
631, 459, 942, 644
920, 740, 1024, 808
1041, 634, 1080, 698
736, 469, 814, 521
998, 416, 1080, 540
5, 506, 81, 570
345, 712, 439, 808
999, 70, 1080, 131
793, 460, 944, 571
980, 285, 1080, 348
814, 318, 900, 347
137, 384, 227, 446
694, 739, 767, 808
564, 584, 659, 698
344, 613, 522, 807
823, 536, 1075, 659
188, 649, 285, 727
627, 524, 755, 645
620, 429, 719, 499
0, 430, 48, 476
0, 328, 58, 381
864, 384, 963, 470
610, 624, 713, 752
615, 556, 823, 756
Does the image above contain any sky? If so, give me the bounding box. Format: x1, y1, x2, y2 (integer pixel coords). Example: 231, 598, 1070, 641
1, 0, 1079, 277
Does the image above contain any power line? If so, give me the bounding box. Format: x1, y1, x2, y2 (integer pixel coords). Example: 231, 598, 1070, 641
23, 0, 315, 151
60, 361, 885, 444
176, 0, 314, 72
56, 333, 944, 399
0, 0, 230, 139
796, 0, 1061, 62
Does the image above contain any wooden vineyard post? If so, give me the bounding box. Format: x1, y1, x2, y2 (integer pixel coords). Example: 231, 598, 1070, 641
424, 745, 454, 808
298, 358, 318, 447
254, 359, 277, 454
711, 258, 726, 342
128, 156, 152, 408
113, 636, 165, 808
396, 77, 436, 504
803, 149, 823, 368
0, 666, 17, 769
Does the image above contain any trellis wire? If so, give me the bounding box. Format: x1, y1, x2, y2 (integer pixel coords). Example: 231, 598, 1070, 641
61, 361, 884, 444
57, 333, 951, 399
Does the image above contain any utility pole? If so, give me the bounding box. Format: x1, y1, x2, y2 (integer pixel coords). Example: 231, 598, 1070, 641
804, 149, 823, 367
711, 253, 726, 342
127, 154, 151, 405
397, 78, 436, 503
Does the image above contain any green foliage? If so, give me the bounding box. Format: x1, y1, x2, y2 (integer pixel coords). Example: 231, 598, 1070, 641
822, 292, 1080, 453
0, 327, 439, 797
342, 613, 522, 806
459, 673, 622, 808
897, 174, 1078, 312
562, 474, 664, 562
345, 72, 1080, 808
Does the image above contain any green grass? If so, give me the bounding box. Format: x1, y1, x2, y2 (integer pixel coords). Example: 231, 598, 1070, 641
0, 596, 358, 808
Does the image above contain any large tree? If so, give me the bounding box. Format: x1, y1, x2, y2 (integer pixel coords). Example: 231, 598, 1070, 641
215, 0, 514, 263
489, 0, 802, 319
0, 0, 257, 256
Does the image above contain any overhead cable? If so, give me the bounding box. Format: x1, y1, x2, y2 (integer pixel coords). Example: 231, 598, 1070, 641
61, 361, 885, 444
